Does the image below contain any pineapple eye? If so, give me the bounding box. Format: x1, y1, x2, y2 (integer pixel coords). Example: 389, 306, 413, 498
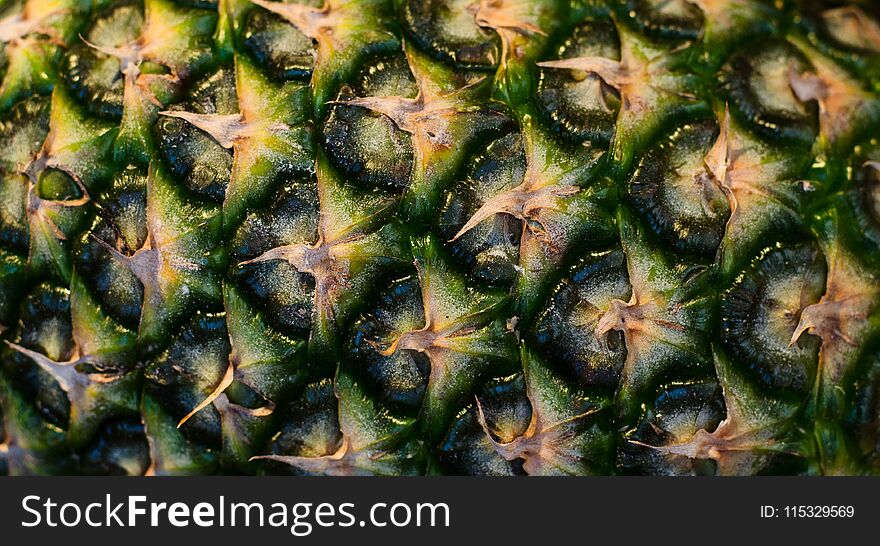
349, 276, 430, 412
0, 98, 49, 253
156, 68, 237, 203
64, 1, 145, 119
323, 54, 416, 192
242, 7, 315, 82
720, 40, 819, 146
144, 312, 230, 448
401, 0, 499, 69
7, 284, 74, 430
10, 355, 71, 432
627, 119, 730, 261
621, 380, 724, 476
719, 242, 826, 393
263, 379, 343, 475
76, 168, 148, 330
529, 249, 631, 391
19, 284, 75, 363
35, 169, 81, 201
102, 175, 149, 253
0, 97, 49, 177
78, 419, 150, 476
535, 19, 621, 147
231, 178, 320, 340
436, 373, 530, 476
624, 0, 704, 42
439, 131, 525, 288
475, 374, 533, 445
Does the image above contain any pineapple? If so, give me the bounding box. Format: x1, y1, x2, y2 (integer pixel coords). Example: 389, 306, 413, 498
0, 0, 879, 476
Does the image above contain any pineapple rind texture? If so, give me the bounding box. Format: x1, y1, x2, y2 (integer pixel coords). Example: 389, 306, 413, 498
0, 0, 879, 476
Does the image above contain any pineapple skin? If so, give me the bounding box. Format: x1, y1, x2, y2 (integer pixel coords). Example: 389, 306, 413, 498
0, 0, 879, 476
